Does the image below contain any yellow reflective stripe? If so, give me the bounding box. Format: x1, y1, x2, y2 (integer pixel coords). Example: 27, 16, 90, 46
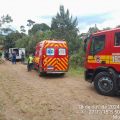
88, 55, 120, 64
44, 58, 52, 66
48, 58, 56, 65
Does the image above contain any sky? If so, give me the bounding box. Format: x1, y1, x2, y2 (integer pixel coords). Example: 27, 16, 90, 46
0, 0, 120, 33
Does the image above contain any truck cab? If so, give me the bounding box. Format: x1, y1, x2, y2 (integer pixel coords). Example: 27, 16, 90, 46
84, 28, 120, 95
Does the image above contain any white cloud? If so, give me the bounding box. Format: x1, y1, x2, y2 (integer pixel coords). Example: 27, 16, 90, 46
96, 11, 120, 30
0, 0, 119, 33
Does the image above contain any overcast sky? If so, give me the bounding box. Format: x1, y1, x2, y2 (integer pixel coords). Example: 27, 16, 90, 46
0, 0, 120, 33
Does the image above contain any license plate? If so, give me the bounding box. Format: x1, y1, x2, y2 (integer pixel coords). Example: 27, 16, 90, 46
47, 66, 54, 69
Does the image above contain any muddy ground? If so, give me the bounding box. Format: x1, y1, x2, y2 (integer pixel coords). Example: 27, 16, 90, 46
0, 61, 120, 120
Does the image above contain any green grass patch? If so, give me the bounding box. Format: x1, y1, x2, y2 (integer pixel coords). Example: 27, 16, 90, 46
68, 67, 85, 76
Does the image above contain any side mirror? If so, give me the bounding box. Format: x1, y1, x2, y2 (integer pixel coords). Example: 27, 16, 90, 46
84, 38, 87, 52
84, 44, 86, 52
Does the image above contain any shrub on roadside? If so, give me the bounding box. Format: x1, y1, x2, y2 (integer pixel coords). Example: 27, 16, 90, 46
69, 50, 85, 68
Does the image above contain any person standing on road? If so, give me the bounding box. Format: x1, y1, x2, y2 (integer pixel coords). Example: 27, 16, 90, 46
12, 51, 16, 64
27, 54, 34, 71
21, 52, 25, 63
4, 50, 9, 60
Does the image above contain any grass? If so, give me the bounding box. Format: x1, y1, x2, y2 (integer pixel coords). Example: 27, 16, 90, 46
68, 66, 85, 76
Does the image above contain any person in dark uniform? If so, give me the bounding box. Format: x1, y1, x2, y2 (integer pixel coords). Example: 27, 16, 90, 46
12, 51, 16, 64
21, 52, 25, 63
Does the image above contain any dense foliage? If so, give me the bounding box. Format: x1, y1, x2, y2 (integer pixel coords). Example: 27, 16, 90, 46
16, 30, 52, 54
51, 5, 79, 54
0, 6, 119, 67
28, 23, 50, 35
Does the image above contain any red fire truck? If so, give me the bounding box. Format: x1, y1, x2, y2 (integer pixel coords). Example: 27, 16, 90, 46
84, 28, 120, 96
33, 40, 69, 75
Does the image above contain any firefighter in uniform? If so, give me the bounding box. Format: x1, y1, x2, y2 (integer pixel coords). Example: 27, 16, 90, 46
27, 54, 34, 71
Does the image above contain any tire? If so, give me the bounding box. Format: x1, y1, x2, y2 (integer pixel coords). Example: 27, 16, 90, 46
94, 71, 116, 96
59, 73, 65, 76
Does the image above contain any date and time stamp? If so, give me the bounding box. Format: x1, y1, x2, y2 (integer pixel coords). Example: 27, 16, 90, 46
78, 104, 120, 119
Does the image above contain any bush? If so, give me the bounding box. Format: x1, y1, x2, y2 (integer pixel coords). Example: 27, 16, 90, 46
70, 50, 85, 68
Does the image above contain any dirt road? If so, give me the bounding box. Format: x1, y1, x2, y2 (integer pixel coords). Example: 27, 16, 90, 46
0, 61, 120, 120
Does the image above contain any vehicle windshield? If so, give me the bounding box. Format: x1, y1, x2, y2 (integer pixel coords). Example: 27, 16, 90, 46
90, 35, 105, 55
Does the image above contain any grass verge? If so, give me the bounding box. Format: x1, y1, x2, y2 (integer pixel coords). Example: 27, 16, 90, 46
68, 66, 85, 76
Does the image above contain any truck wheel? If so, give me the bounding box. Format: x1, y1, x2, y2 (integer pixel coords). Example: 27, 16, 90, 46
94, 71, 115, 96
60, 73, 65, 76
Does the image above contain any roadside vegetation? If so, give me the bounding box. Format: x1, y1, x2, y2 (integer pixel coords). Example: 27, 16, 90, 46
0, 5, 119, 72
68, 67, 85, 76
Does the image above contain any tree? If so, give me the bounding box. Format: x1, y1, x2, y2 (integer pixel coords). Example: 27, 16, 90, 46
16, 30, 52, 54
0, 14, 13, 35
0, 14, 13, 25
1, 28, 14, 34
16, 35, 32, 53
116, 25, 120, 28
0, 35, 5, 45
103, 27, 111, 30
20, 25, 26, 33
27, 19, 35, 28
28, 23, 50, 35
4, 31, 25, 49
51, 5, 79, 54
87, 24, 99, 35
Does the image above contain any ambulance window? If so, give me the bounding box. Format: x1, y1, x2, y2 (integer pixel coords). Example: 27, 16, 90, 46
90, 35, 105, 54
46, 48, 54, 56
59, 48, 66, 55
115, 32, 120, 46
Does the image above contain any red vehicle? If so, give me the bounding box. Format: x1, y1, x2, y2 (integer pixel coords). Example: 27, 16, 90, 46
33, 40, 69, 75
84, 28, 120, 95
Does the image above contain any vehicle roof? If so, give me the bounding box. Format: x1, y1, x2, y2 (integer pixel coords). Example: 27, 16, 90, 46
44, 40, 66, 43
9, 48, 25, 49
93, 28, 120, 36
38, 40, 66, 44
36, 40, 67, 47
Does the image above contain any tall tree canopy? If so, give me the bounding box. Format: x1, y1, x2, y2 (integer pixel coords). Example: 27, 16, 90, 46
0, 35, 5, 45
20, 25, 26, 33
4, 32, 25, 49
87, 24, 99, 35
27, 19, 35, 28
51, 5, 79, 53
28, 23, 50, 35
16, 30, 52, 53
0, 14, 13, 26
0, 14, 13, 35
